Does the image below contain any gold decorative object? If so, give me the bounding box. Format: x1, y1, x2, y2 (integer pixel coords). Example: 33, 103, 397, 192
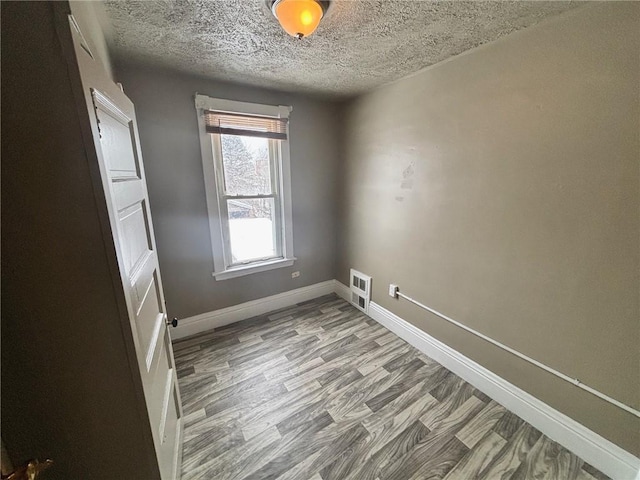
1, 459, 53, 480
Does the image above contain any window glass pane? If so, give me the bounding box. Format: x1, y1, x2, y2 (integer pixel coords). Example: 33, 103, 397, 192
228, 198, 277, 264
220, 134, 272, 195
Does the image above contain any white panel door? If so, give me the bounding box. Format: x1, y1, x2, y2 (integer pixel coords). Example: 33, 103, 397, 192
90, 89, 183, 480
64, 14, 184, 477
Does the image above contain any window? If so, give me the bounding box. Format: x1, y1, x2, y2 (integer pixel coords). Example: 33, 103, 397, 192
196, 95, 295, 280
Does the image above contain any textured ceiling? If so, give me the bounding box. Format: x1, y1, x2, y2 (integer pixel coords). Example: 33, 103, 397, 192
104, 0, 580, 98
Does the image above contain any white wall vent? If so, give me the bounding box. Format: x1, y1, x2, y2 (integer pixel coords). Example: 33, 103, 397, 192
350, 269, 371, 314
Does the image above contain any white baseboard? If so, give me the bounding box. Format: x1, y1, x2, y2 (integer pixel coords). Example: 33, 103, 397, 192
333, 279, 351, 302
171, 280, 335, 340
364, 297, 639, 480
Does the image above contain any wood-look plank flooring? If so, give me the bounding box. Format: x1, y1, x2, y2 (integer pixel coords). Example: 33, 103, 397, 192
173, 294, 610, 480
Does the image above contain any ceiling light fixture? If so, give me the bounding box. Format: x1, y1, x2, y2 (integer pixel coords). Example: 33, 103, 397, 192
268, 0, 330, 39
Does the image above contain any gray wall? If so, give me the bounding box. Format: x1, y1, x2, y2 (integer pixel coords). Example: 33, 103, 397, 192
1, 2, 159, 477
337, 3, 639, 455
113, 62, 341, 320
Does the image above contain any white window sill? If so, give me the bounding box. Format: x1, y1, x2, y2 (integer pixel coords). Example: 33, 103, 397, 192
212, 257, 296, 281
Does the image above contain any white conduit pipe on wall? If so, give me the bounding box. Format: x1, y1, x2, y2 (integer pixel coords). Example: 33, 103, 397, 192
395, 289, 640, 419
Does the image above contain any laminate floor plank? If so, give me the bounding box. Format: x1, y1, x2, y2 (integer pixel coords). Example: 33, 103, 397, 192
380, 396, 486, 480
364, 360, 437, 412
419, 376, 477, 429
241, 365, 381, 443
493, 410, 526, 440
342, 420, 432, 480
455, 400, 507, 449
175, 294, 611, 480
510, 435, 584, 480
478, 422, 543, 480
361, 380, 438, 437
443, 431, 506, 480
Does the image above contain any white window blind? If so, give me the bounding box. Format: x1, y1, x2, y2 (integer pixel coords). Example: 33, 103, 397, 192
204, 111, 288, 140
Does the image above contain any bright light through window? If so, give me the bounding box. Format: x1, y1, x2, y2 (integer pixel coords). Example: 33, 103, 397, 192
221, 135, 272, 196
228, 198, 276, 263
219, 134, 280, 265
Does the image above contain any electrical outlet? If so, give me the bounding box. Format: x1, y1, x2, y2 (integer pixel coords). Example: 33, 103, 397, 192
291, 271, 300, 279
389, 284, 399, 298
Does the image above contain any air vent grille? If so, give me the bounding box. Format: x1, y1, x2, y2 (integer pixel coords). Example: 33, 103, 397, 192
350, 269, 371, 314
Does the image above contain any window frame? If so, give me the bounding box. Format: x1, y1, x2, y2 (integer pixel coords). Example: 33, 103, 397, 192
195, 94, 295, 280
